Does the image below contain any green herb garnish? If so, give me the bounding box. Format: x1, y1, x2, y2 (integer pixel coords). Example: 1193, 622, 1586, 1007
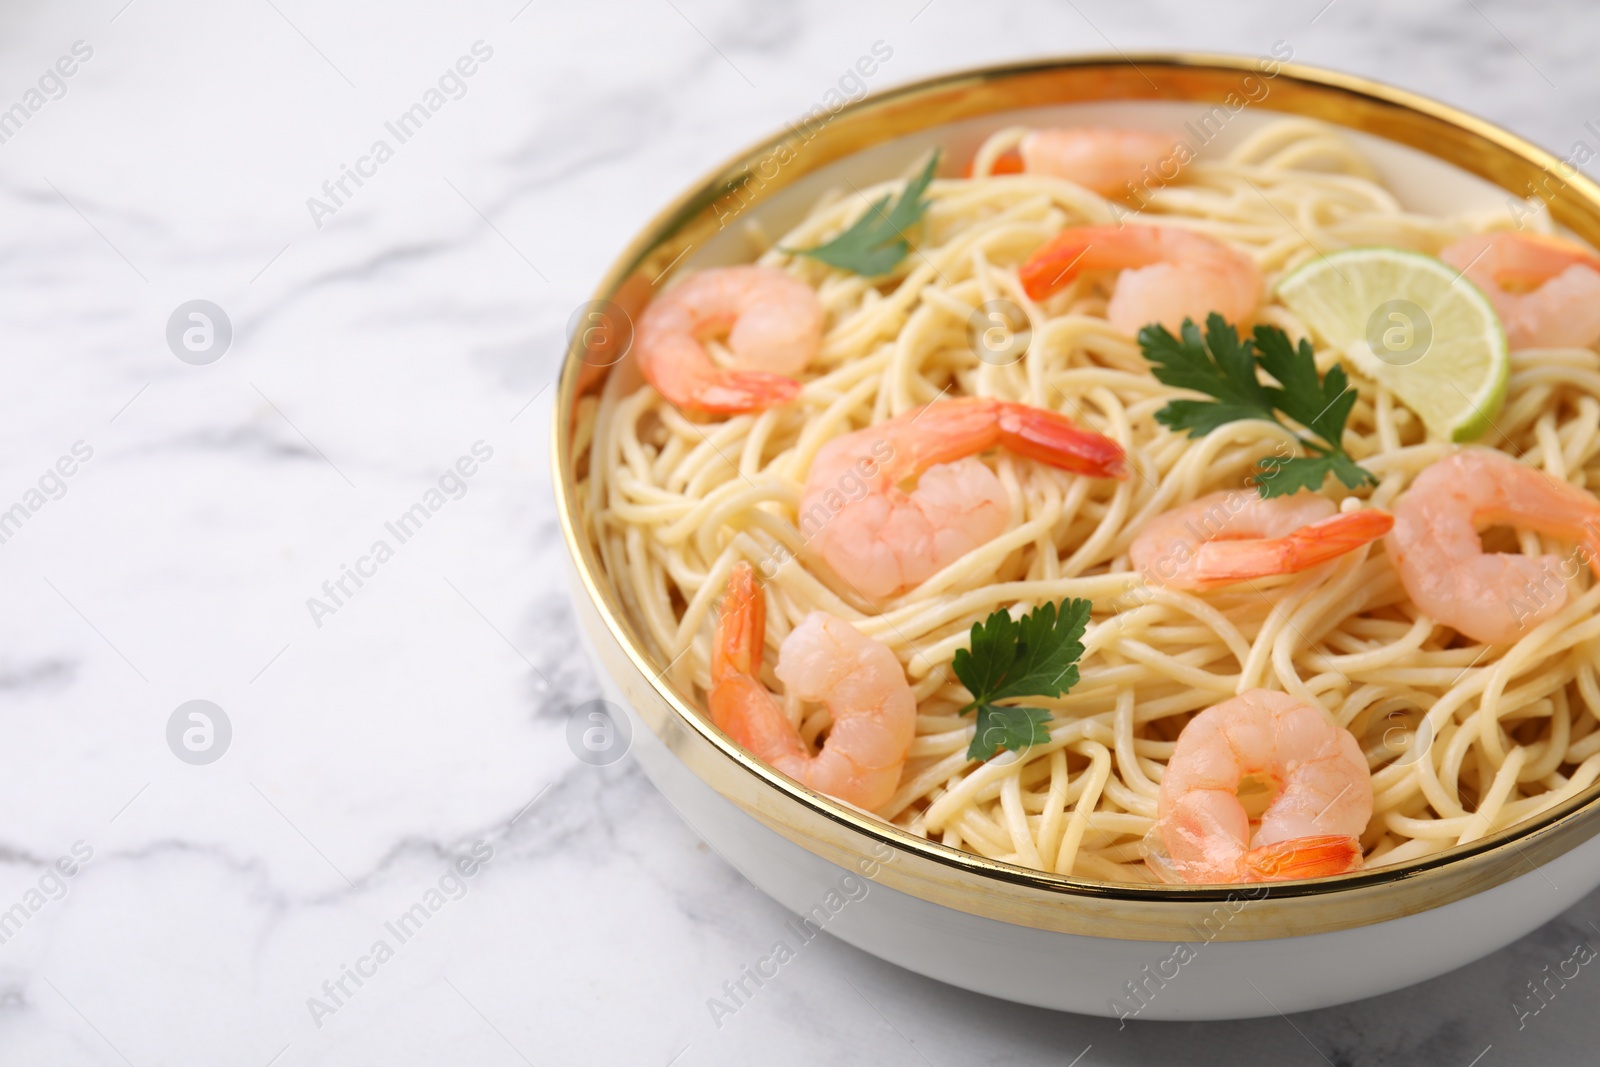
1140, 313, 1377, 498
953, 599, 1090, 762
788, 151, 940, 277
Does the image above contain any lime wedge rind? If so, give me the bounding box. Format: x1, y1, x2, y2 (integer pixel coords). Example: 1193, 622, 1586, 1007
1275, 246, 1509, 443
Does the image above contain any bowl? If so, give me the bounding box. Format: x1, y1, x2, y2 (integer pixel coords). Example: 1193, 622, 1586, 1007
553, 53, 1600, 1020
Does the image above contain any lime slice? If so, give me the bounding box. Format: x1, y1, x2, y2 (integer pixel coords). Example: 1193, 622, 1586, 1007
1275, 246, 1508, 442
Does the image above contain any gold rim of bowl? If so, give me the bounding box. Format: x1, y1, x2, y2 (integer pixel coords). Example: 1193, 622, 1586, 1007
553, 53, 1600, 941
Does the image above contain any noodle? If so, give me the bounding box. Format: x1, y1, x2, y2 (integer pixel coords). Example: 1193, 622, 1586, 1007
580, 118, 1600, 884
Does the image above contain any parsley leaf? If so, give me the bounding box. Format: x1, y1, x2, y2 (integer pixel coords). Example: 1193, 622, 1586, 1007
972, 705, 1053, 760
1139, 313, 1377, 498
1144, 318, 1276, 434
788, 151, 940, 277
1257, 450, 1372, 496
952, 599, 1091, 762
1254, 327, 1361, 449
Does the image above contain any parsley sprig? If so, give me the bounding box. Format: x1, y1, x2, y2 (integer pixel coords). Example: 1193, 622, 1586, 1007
787, 151, 940, 277
952, 599, 1091, 762
1140, 313, 1377, 498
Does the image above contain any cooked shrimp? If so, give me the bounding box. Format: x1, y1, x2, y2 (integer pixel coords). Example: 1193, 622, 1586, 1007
1018, 224, 1263, 336
1385, 450, 1600, 645
709, 563, 916, 811
1017, 127, 1181, 195
1152, 689, 1373, 884
1440, 232, 1600, 349
635, 265, 824, 414
1129, 490, 1394, 591
802, 398, 1128, 599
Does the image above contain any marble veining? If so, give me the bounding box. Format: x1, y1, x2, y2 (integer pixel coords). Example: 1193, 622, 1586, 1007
1, 0, 1598, 1063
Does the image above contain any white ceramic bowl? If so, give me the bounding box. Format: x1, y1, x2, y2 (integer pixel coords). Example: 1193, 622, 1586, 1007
555, 54, 1600, 1019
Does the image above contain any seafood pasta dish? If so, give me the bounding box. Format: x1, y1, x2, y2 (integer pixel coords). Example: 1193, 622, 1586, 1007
575, 117, 1600, 885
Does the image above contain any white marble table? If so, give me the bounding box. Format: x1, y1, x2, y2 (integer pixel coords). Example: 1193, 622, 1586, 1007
1, 0, 1597, 1062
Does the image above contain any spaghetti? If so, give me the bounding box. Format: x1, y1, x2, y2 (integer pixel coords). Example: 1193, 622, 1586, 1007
578, 118, 1600, 883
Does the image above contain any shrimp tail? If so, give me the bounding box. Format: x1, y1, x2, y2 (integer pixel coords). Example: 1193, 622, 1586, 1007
1494, 232, 1600, 289
1018, 231, 1098, 301
1279, 509, 1396, 571
1189, 508, 1392, 587
995, 401, 1129, 479
709, 675, 804, 762
709, 564, 808, 764
1242, 835, 1364, 882
675, 371, 802, 416
962, 147, 1025, 178
711, 562, 765, 683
